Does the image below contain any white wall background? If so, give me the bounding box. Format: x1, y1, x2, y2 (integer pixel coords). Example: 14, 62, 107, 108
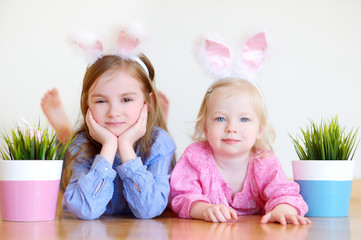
1, 0, 361, 178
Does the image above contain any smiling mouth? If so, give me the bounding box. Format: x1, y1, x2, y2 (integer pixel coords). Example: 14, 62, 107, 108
106, 122, 125, 126
222, 139, 240, 144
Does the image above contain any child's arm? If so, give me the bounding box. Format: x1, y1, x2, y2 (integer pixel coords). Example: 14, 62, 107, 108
170, 142, 232, 220
116, 104, 147, 192
116, 127, 176, 219
63, 109, 118, 220
253, 154, 310, 224
261, 204, 312, 225
190, 201, 238, 223
63, 155, 117, 220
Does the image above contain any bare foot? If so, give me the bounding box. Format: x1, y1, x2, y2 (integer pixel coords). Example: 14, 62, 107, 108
41, 88, 72, 143
157, 90, 169, 122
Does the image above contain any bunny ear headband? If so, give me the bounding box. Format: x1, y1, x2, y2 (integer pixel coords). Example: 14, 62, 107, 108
70, 22, 149, 76
197, 32, 268, 88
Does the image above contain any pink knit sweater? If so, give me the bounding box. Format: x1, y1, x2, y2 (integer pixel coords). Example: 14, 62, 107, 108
170, 141, 308, 218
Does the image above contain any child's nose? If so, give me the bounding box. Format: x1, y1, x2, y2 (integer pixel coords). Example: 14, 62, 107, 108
225, 122, 238, 133
108, 103, 121, 117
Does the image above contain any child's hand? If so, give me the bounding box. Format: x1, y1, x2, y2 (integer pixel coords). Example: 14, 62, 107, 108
86, 108, 117, 145
261, 204, 312, 225
117, 104, 148, 162
86, 109, 117, 163
202, 204, 238, 223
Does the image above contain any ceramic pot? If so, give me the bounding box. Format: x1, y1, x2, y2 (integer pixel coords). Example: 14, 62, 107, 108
292, 160, 354, 217
0, 160, 63, 221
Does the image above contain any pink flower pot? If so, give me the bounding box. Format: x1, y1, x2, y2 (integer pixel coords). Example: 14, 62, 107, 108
0, 160, 63, 221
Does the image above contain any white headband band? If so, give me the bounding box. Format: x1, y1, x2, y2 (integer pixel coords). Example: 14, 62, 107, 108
131, 56, 149, 76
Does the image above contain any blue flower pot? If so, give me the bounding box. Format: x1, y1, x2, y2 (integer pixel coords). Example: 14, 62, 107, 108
292, 160, 354, 217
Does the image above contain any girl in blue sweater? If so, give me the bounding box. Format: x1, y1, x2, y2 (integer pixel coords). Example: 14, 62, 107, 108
62, 28, 176, 220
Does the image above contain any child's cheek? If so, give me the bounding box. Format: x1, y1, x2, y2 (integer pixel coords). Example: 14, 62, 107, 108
90, 107, 102, 124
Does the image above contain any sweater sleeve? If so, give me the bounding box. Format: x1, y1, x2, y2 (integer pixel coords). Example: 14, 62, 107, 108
253, 154, 308, 216
116, 128, 176, 219
63, 154, 117, 220
170, 143, 212, 219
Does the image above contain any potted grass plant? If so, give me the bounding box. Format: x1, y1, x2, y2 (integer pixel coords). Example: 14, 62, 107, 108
0, 119, 74, 221
290, 116, 359, 217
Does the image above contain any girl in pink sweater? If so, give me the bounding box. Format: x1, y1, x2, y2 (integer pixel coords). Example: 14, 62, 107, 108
170, 33, 311, 225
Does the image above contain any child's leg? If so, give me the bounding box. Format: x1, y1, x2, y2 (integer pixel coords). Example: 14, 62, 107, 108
157, 90, 169, 122
41, 88, 72, 143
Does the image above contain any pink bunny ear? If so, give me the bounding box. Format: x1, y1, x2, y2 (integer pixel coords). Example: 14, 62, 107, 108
206, 39, 231, 71
238, 32, 267, 80
115, 30, 140, 57
198, 38, 232, 79
114, 22, 146, 58
71, 32, 104, 65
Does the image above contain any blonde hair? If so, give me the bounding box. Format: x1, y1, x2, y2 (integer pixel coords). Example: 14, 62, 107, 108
193, 78, 275, 155
62, 54, 167, 187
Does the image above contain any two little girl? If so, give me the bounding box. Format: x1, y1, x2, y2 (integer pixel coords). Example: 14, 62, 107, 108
42, 27, 310, 225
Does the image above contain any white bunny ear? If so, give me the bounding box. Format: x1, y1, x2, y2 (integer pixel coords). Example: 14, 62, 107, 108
115, 30, 140, 57
197, 37, 232, 79
236, 32, 267, 80
114, 21, 147, 58
70, 31, 104, 65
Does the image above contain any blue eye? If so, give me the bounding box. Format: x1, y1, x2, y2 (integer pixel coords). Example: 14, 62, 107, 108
216, 117, 226, 122
96, 99, 106, 103
240, 118, 249, 122
122, 98, 132, 103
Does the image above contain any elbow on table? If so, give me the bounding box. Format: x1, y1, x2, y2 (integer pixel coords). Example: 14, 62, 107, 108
131, 201, 168, 219
65, 201, 104, 220
74, 210, 103, 220
132, 208, 163, 219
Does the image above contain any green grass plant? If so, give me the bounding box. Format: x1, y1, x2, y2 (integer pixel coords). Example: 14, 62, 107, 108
290, 116, 359, 160
0, 122, 74, 160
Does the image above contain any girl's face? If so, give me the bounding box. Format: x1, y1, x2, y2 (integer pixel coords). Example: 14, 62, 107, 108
204, 87, 262, 158
88, 69, 145, 137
